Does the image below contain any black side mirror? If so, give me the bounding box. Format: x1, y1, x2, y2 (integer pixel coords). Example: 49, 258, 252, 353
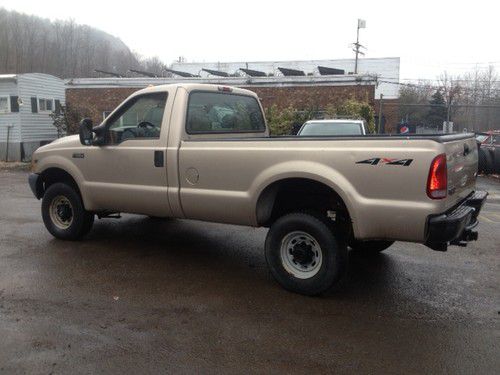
79, 118, 94, 146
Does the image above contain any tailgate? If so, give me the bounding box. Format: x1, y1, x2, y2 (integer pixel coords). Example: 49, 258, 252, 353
443, 135, 477, 206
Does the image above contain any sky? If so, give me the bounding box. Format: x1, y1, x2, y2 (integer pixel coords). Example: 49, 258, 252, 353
2, 0, 499, 81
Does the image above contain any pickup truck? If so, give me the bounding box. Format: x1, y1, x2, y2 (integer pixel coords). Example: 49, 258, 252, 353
297, 119, 367, 136
29, 83, 487, 295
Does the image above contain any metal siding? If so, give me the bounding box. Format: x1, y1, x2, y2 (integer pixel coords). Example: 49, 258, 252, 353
0, 80, 21, 142
17, 73, 65, 142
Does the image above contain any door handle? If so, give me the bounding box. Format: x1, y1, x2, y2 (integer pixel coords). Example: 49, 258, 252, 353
154, 150, 164, 167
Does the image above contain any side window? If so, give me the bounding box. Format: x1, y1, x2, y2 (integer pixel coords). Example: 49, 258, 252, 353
38, 98, 54, 112
107, 92, 167, 144
186, 91, 266, 134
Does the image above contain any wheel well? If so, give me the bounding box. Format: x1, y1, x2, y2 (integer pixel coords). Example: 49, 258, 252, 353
40, 168, 81, 197
256, 178, 351, 228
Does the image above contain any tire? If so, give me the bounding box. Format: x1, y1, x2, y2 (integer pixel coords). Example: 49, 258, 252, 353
494, 148, 500, 174
148, 216, 173, 221
478, 148, 488, 174
350, 240, 394, 254
482, 149, 494, 174
265, 212, 348, 296
41, 182, 94, 240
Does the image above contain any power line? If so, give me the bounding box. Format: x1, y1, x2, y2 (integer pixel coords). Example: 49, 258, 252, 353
379, 102, 500, 109
405, 61, 500, 67
378, 76, 500, 83
377, 80, 500, 96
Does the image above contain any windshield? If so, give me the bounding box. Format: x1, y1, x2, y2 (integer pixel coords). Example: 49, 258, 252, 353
298, 121, 363, 136
475, 134, 489, 143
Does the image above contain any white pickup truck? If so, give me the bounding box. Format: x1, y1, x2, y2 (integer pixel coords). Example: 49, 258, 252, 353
297, 119, 367, 136
29, 83, 487, 295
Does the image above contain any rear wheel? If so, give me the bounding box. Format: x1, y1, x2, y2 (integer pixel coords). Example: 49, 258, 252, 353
42, 183, 94, 240
265, 212, 348, 296
350, 240, 394, 254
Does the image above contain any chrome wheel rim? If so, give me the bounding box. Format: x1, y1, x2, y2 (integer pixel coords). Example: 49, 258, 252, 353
49, 195, 73, 230
280, 231, 322, 279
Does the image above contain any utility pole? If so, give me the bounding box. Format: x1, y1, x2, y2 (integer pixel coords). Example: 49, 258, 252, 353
378, 94, 383, 134
5, 125, 12, 162
445, 79, 452, 133
353, 19, 366, 74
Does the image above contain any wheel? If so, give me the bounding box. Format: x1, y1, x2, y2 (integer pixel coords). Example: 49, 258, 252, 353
41, 182, 94, 240
265, 212, 348, 296
350, 240, 394, 254
478, 149, 487, 173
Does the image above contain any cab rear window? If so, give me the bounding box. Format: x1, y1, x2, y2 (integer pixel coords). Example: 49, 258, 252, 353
186, 91, 266, 134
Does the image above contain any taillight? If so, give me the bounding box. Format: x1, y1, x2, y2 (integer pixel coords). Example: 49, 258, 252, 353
427, 153, 447, 199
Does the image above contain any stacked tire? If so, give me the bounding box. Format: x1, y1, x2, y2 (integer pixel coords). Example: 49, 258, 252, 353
494, 148, 500, 174
478, 148, 494, 174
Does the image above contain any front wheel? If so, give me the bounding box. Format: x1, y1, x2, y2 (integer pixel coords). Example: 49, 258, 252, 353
265, 212, 348, 296
41, 183, 94, 240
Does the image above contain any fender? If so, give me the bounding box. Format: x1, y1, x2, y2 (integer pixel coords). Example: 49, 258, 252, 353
34, 154, 91, 210
250, 160, 361, 236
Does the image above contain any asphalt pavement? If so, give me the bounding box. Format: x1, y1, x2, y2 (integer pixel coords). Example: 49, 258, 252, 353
0, 171, 499, 374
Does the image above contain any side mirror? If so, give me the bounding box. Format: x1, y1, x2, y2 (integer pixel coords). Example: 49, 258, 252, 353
79, 118, 94, 146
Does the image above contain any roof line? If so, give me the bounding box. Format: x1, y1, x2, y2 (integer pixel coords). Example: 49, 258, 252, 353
172, 57, 400, 66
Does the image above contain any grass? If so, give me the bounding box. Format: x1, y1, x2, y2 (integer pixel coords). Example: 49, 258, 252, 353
0, 161, 31, 171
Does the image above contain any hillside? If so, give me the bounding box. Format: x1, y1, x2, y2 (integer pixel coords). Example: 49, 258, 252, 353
0, 8, 165, 78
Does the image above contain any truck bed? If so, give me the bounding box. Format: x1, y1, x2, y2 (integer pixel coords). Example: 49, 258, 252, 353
177, 133, 477, 242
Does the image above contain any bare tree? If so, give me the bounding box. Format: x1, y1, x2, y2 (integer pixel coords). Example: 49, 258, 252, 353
0, 7, 166, 78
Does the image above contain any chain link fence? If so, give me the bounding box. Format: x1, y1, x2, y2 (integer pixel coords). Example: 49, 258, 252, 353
379, 101, 500, 134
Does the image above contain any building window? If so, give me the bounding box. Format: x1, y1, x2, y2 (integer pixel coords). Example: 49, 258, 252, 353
38, 98, 54, 112
0, 96, 10, 113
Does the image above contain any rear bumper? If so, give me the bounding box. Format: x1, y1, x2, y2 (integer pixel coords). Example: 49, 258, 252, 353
425, 191, 488, 251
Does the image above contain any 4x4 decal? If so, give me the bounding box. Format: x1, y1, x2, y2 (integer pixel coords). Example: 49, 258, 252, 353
356, 158, 413, 166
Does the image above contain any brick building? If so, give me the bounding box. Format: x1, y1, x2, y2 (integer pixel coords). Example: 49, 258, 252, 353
66, 74, 399, 133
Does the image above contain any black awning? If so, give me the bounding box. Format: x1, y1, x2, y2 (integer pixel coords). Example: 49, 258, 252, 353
239, 68, 267, 77
317, 66, 345, 75
202, 68, 229, 77
278, 67, 306, 76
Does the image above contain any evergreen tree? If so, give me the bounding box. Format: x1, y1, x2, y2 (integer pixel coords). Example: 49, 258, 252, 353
426, 90, 447, 129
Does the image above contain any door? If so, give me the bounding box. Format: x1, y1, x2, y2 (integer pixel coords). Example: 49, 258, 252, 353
82, 91, 172, 217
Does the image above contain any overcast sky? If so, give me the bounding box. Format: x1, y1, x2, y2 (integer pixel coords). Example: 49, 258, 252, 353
2, 0, 499, 80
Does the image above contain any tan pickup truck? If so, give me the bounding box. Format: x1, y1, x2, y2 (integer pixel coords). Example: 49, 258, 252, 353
29, 83, 487, 295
